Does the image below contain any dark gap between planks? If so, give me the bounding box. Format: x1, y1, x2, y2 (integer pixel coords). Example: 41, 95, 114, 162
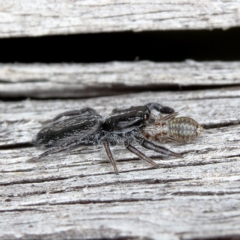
1, 85, 240, 101
0, 28, 240, 63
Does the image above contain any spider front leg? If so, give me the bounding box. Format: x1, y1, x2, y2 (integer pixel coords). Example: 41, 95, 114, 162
146, 102, 175, 115
137, 137, 182, 158
53, 108, 100, 121
125, 142, 158, 168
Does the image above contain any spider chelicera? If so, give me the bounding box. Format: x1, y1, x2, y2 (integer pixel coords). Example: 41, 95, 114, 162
33, 103, 181, 174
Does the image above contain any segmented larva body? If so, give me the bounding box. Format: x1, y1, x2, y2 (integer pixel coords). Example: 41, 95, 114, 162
142, 113, 203, 142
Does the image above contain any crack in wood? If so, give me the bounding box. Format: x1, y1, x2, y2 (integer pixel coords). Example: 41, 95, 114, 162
187, 235, 240, 240
23, 198, 170, 207
0, 142, 33, 150
202, 121, 240, 129
0, 174, 193, 187
172, 191, 240, 196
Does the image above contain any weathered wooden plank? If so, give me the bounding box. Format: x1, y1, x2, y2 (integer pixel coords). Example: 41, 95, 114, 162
1, 61, 240, 98
0, 89, 240, 239
1, 88, 240, 145
0, 1, 240, 37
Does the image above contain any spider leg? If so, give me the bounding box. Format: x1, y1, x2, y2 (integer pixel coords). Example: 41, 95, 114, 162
103, 140, 119, 174
28, 139, 81, 162
53, 108, 100, 121
39, 147, 67, 158
160, 112, 179, 121
27, 145, 69, 162
137, 137, 182, 158
146, 102, 175, 114
125, 142, 158, 168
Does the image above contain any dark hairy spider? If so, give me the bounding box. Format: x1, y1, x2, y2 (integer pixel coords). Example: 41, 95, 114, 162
33, 103, 184, 174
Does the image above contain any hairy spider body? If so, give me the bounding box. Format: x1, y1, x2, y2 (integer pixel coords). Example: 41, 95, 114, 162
142, 112, 203, 143
33, 103, 182, 174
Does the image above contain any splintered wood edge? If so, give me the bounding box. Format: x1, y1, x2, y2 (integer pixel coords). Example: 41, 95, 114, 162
0, 89, 240, 239
0, 61, 240, 98
0, 1, 240, 37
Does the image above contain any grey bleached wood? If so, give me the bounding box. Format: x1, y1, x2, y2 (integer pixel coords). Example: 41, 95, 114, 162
1, 61, 240, 98
0, 89, 240, 239
1, 0, 240, 37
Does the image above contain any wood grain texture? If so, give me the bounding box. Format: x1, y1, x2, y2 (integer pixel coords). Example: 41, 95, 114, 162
1, 61, 240, 98
1, 89, 240, 239
0, 0, 240, 37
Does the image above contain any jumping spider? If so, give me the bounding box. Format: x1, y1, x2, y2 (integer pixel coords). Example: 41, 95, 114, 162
33, 103, 201, 174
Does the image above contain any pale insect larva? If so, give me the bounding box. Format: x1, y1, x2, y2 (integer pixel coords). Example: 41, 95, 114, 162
141, 112, 203, 143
